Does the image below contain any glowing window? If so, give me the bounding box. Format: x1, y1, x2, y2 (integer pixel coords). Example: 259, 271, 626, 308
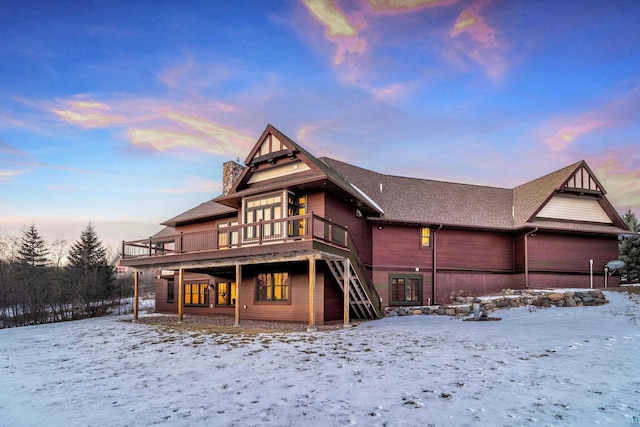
421, 227, 431, 247
184, 282, 208, 306
256, 272, 289, 302
216, 282, 236, 306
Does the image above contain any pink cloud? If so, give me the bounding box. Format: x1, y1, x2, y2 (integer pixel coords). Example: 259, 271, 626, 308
447, 0, 506, 80
590, 153, 640, 213
543, 120, 607, 151
129, 111, 255, 158
303, 0, 367, 64
367, 0, 460, 14
37, 94, 257, 159
539, 83, 640, 153
0, 141, 33, 181
49, 98, 129, 128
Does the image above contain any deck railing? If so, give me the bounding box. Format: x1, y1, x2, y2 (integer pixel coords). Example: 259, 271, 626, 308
121, 213, 349, 259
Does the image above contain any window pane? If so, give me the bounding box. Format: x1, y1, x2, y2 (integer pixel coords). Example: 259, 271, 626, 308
421, 227, 431, 246
391, 278, 405, 302
217, 283, 227, 305
256, 272, 288, 302
407, 278, 421, 302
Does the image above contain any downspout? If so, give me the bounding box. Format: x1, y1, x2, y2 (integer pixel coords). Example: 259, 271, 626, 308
524, 227, 538, 289
432, 224, 443, 305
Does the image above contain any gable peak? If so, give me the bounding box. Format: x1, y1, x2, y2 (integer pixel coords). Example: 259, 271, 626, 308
560, 161, 606, 195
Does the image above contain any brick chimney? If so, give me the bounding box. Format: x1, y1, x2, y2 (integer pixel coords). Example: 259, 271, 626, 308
222, 160, 243, 195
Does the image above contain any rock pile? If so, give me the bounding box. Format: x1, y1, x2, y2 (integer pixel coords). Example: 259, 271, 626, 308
383, 289, 609, 318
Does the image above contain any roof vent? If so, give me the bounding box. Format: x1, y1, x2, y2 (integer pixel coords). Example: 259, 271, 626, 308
379, 183, 383, 193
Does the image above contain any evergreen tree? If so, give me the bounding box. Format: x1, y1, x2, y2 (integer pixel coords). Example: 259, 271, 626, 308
619, 210, 640, 283
65, 223, 115, 316
16, 224, 50, 324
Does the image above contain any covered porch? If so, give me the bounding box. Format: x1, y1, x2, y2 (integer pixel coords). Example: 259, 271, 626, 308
122, 214, 382, 329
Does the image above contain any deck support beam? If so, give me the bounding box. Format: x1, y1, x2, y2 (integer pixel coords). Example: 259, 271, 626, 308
178, 268, 184, 322
235, 263, 242, 327
308, 257, 317, 332
343, 259, 350, 327
133, 271, 139, 321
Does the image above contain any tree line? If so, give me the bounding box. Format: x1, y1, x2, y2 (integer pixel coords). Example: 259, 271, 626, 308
620, 210, 640, 284
0, 223, 143, 328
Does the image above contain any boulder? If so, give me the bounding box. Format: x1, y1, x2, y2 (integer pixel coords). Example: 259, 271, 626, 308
548, 293, 565, 302
565, 297, 577, 307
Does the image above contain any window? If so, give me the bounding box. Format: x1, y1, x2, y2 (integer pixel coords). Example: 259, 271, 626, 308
184, 282, 208, 306
256, 272, 289, 302
421, 227, 431, 247
244, 194, 282, 240
288, 194, 306, 237
167, 279, 175, 303
216, 282, 236, 306
218, 221, 238, 248
390, 275, 422, 305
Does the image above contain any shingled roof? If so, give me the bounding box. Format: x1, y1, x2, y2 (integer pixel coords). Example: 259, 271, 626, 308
321, 157, 628, 234
512, 161, 582, 227
158, 124, 628, 235
161, 200, 236, 227
321, 158, 514, 229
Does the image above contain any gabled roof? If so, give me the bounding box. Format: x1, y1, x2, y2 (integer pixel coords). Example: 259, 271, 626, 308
322, 157, 629, 234
321, 158, 514, 229
512, 161, 582, 227
157, 124, 629, 235
217, 124, 384, 215
161, 200, 237, 227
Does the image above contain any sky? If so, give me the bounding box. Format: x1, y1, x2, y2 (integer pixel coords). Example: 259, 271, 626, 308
1, 0, 640, 252
1, 290, 639, 425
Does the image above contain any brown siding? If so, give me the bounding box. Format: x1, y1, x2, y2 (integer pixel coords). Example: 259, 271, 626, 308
526, 232, 619, 289
323, 267, 344, 322
154, 277, 172, 312
372, 226, 433, 269
237, 262, 327, 325
175, 215, 239, 234
324, 193, 372, 266
528, 233, 618, 273
306, 191, 325, 218
437, 229, 514, 271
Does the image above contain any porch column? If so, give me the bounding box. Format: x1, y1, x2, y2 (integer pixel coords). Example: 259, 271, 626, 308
234, 263, 242, 327
308, 257, 317, 332
178, 268, 184, 323
343, 259, 350, 327
133, 271, 139, 321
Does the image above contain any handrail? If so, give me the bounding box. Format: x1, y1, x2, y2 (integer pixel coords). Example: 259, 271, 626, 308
345, 233, 382, 316
122, 213, 350, 259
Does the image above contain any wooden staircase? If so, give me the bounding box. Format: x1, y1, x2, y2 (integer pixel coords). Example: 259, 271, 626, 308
325, 253, 382, 320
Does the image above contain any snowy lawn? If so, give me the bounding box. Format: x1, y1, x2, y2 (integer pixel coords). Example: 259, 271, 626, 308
1, 291, 639, 427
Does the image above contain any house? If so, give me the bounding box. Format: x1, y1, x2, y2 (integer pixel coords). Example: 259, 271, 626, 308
120, 124, 630, 329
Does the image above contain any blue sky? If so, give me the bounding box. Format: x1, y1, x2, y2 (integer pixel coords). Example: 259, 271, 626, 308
1, 0, 639, 250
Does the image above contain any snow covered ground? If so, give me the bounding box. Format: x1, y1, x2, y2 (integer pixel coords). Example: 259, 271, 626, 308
1, 291, 639, 427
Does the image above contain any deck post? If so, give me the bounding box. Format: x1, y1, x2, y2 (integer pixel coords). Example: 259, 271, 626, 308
308, 257, 317, 332
234, 263, 242, 327
343, 259, 350, 327
133, 271, 139, 321
178, 268, 184, 323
